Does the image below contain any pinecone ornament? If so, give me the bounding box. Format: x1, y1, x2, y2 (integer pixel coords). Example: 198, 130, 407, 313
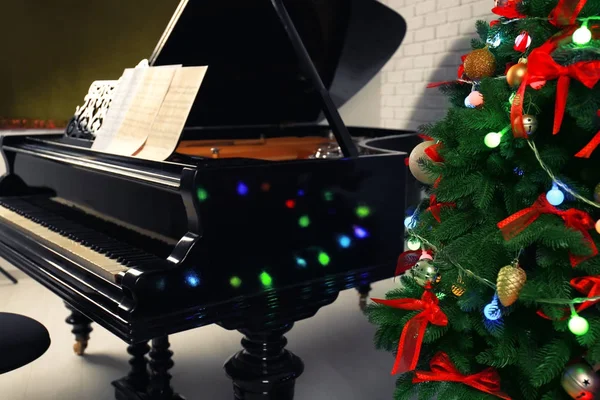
496, 262, 527, 307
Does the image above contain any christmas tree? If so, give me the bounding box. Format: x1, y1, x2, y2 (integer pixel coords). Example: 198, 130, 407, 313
367, 0, 600, 399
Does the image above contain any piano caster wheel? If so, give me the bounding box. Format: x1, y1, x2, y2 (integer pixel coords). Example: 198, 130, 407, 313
225, 324, 304, 400
73, 340, 88, 356
64, 302, 93, 357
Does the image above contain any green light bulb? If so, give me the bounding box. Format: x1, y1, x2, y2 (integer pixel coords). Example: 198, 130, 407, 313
197, 188, 208, 202
230, 276, 242, 288
324, 191, 334, 201
298, 215, 310, 228
568, 314, 589, 336
407, 238, 421, 251
509, 93, 516, 105
484, 132, 502, 148
318, 252, 330, 266
573, 26, 592, 45
356, 206, 371, 218
259, 272, 273, 287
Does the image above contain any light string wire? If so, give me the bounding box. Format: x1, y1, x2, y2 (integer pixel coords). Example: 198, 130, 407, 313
527, 140, 600, 209
502, 16, 600, 25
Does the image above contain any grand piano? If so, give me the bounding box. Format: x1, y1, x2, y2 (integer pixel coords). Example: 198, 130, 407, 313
0, 0, 414, 398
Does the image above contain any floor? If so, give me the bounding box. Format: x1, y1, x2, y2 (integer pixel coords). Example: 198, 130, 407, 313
0, 261, 399, 400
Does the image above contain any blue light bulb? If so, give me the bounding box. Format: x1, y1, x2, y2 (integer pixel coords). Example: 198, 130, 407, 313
404, 215, 416, 229
546, 184, 564, 206
353, 226, 369, 239
484, 295, 502, 321
185, 271, 200, 287
237, 182, 249, 196
295, 257, 307, 268
338, 235, 352, 249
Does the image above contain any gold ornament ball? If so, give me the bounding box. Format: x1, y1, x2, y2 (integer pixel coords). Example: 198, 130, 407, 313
496, 263, 527, 307
410, 259, 439, 287
463, 47, 496, 80
408, 141, 438, 185
561, 363, 600, 399
594, 183, 600, 203
507, 63, 528, 87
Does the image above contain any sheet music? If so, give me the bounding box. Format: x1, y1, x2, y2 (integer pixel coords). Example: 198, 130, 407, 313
134, 66, 208, 161
103, 65, 179, 156
92, 68, 147, 152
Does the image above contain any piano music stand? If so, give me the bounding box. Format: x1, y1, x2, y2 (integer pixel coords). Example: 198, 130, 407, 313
0, 265, 17, 284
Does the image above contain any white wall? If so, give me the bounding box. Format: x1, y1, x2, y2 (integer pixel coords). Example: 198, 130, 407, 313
339, 72, 383, 128
379, 0, 494, 130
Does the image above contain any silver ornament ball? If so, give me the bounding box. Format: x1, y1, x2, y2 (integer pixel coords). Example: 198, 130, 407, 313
561, 363, 600, 399
408, 141, 438, 185
410, 259, 439, 287
522, 114, 538, 135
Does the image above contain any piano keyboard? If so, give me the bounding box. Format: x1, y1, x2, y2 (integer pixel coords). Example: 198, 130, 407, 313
0, 197, 164, 284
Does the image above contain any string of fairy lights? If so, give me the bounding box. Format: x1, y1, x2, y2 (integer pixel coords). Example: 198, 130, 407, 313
402, 19, 600, 337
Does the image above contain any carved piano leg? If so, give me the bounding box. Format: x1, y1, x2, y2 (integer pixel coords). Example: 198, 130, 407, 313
113, 338, 183, 400
147, 336, 184, 400
113, 342, 152, 400
224, 323, 304, 400
64, 302, 93, 356
357, 283, 372, 312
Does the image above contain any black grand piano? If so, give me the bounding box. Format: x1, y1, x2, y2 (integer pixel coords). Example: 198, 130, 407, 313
0, 0, 415, 398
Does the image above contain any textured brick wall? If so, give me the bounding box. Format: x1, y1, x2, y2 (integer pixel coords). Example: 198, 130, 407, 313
380, 0, 494, 131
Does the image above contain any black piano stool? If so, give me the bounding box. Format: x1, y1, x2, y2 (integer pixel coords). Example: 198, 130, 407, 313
0, 312, 51, 374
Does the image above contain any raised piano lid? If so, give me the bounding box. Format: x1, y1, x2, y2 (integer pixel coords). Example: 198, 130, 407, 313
149, 0, 406, 131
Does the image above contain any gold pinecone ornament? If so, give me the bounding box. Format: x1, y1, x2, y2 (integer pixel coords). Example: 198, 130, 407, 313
496, 262, 527, 307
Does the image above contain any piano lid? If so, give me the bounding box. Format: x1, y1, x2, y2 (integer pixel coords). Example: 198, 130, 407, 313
149, 0, 406, 128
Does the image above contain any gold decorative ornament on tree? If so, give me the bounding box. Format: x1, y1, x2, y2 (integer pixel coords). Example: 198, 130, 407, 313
496, 261, 527, 307
506, 63, 528, 87
463, 47, 496, 80
561, 363, 600, 399
451, 278, 466, 297
408, 141, 438, 185
410, 253, 439, 287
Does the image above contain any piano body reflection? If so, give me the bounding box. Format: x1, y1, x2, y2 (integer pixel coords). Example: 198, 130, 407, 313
0, 0, 416, 399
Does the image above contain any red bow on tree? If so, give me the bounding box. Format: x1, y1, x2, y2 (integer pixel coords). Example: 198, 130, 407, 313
371, 287, 448, 375
549, 0, 588, 27
413, 352, 512, 399
492, 0, 525, 19
575, 110, 600, 158
427, 177, 456, 223
511, 48, 600, 137
497, 193, 597, 267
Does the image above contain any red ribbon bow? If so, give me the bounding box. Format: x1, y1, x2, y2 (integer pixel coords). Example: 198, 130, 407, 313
492, 0, 525, 19
497, 193, 597, 267
371, 288, 448, 375
571, 275, 600, 312
575, 110, 600, 158
549, 0, 588, 27
427, 177, 456, 223
413, 352, 512, 399
511, 48, 600, 137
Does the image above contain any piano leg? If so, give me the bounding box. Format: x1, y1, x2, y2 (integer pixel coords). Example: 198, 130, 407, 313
224, 323, 304, 400
113, 337, 184, 400
356, 283, 372, 312
64, 302, 93, 356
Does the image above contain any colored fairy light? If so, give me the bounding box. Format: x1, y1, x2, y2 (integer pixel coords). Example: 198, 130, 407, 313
295, 257, 307, 268
261, 182, 271, 192
197, 188, 208, 202
298, 215, 310, 228
259, 272, 273, 287
324, 191, 334, 201
483, 294, 502, 321
568, 307, 589, 336
230, 276, 242, 288
487, 33, 501, 48
356, 206, 371, 218
484, 132, 502, 148
156, 278, 166, 291
297, 190, 305, 196
407, 238, 421, 250
318, 252, 331, 266
285, 199, 296, 209
404, 215, 417, 229
338, 235, 352, 249
464, 97, 475, 109
546, 184, 564, 206
513, 167, 524, 176
353, 225, 369, 239
509, 93, 516, 105
573, 23, 592, 45
237, 182, 249, 196
185, 271, 200, 287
